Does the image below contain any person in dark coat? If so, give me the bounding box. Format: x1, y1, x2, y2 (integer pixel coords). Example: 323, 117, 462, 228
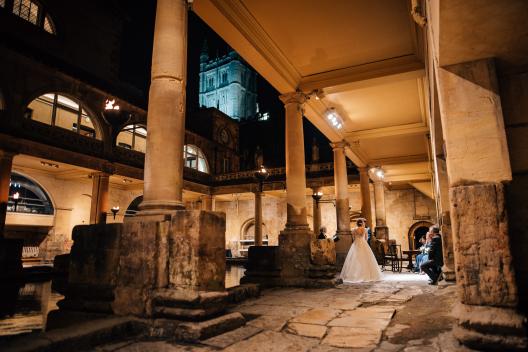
420, 226, 444, 284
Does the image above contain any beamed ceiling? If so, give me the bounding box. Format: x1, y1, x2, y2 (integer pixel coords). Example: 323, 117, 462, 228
193, 0, 432, 195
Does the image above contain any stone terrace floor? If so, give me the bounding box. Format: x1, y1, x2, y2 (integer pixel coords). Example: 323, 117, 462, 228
93, 273, 476, 352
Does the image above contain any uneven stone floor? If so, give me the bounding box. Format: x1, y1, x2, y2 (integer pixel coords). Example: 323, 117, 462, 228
92, 273, 476, 352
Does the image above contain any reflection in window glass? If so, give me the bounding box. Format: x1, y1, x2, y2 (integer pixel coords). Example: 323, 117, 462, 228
116, 124, 147, 153
8, 172, 54, 215
184, 145, 209, 174
26, 93, 98, 139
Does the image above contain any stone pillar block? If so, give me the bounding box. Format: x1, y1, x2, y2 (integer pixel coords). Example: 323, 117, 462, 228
310, 238, 336, 266
58, 224, 121, 314
440, 211, 455, 281
450, 183, 517, 307
169, 210, 226, 292
335, 233, 353, 269
450, 182, 527, 349
278, 230, 312, 283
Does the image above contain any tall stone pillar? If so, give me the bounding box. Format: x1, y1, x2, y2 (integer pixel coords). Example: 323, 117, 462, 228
202, 195, 214, 211
253, 190, 263, 246
139, 0, 187, 215
0, 150, 15, 236
311, 187, 322, 235
436, 159, 455, 281
89, 172, 110, 224
372, 178, 389, 244
331, 142, 352, 267
280, 92, 309, 230
358, 167, 373, 229
437, 58, 527, 350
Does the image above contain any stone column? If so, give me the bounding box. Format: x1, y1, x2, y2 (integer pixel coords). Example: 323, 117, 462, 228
0, 150, 15, 236
358, 167, 373, 229
311, 187, 322, 235
331, 142, 352, 267
373, 181, 386, 226
280, 92, 309, 230
253, 190, 263, 246
372, 179, 389, 244
139, 0, 187, 214
202, 195, 214, 211
436, 158, 455, 281
89, 172, 110, 224
436, 58, 527, 349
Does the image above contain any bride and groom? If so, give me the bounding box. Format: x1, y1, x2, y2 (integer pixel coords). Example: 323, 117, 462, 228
339, 218, 383, 283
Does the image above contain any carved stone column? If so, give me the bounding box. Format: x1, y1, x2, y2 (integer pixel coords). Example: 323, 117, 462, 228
372, 178, 389, 245
331, 142, 352, 267
437, 58, 527, 349
0, 150, 15, 236
311, 187, 322, 235
139, 0, 188, 215
202, 195, 214, 211
254, 190, 263, 246
358, 167, 373, 229
89, 172, 110, 224
280, 92, 309, 230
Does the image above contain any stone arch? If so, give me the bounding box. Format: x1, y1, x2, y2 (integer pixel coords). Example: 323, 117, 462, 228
125, 195, 143, 217
240, 217, 268, 241
407, 220, 434, 250
9, 170, 56, 214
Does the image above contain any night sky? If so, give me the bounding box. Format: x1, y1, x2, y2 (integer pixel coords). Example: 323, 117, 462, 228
118, 3, 331, 169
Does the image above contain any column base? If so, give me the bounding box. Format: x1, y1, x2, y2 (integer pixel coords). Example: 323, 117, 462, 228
136, 199, 185, 216
242, 229, 338, 288
453, 303, 527, 351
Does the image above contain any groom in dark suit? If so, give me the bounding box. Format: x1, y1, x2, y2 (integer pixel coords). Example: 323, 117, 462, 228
420, 227, 443, 285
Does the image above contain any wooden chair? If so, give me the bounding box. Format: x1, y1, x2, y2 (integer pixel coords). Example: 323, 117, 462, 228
382, 243, 403, 272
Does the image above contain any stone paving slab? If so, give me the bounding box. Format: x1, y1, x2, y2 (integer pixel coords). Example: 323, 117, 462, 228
285, 322, 327, 339
201, 325, 262, 349
246, 315, 289, 331
340, 307, 395, 320
327, 316, 391, 330
322, 327, 382, 349
234, 304, 311, 317
115, 341, 213, 352
290, 308, 342, 325
222, 330, 319, 352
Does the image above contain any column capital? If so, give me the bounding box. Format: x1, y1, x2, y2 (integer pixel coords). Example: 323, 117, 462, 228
358, 166, 369, 174
90, 171, 112, 178
330, 141, 349, 150
279, 91, 307, 106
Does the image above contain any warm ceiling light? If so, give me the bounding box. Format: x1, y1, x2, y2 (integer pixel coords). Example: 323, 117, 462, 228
325, 108, 343, 130
370, 167, 385, 180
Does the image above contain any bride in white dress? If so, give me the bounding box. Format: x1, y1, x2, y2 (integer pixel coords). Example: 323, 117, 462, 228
340, 218, 383, 283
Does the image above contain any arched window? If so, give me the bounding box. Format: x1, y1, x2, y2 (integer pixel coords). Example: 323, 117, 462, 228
116, 124, 147, 153
8, 172, 54, 215
3, 0, 56, 34
184, 144, 209, 173
26, 93, 99, 139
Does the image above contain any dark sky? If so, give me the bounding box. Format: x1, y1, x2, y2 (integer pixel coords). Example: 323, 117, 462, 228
118, 4, 331, 168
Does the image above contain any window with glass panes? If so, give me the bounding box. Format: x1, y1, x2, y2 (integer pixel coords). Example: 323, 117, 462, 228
26, 93, 98, 138
6, 0, 55, 34
184, 145, 209, 173
116, 124, 147, 153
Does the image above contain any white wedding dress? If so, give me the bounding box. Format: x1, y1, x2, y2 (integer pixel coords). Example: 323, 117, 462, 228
340, 227, 383, 283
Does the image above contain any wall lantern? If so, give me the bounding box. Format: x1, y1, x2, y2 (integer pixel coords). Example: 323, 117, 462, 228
325, 108, 343, 130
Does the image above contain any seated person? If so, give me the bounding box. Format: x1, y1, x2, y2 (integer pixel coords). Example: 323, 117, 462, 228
420, 226, 444, 284
414, 233, 432, 273
317, 226, 327, 240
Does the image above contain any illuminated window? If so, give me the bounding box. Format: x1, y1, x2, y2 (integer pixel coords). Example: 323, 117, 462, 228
116, 124, 147, 153
26, 93, 98, 139
8, 0, 55, 34
8, 172, 54, 215
184, 145, 209, 174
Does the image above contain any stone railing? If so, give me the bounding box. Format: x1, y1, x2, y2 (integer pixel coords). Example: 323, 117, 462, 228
214, 161, 355, 182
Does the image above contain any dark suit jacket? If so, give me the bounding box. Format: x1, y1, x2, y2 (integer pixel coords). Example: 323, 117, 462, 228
429, 235, 444, 266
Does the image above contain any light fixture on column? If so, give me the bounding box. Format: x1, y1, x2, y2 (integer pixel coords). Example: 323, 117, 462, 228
312, 191, 323, 208
325, 108, 343, 130
254, 165, 269, 192
111, 206, 120, 220
369, 166, 385, 181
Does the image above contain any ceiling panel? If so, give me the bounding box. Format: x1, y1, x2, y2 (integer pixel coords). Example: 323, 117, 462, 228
354, 134, 427, 160
241, 0, 415, 76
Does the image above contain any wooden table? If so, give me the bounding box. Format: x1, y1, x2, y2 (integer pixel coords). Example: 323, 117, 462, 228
403, 250, 421, 271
